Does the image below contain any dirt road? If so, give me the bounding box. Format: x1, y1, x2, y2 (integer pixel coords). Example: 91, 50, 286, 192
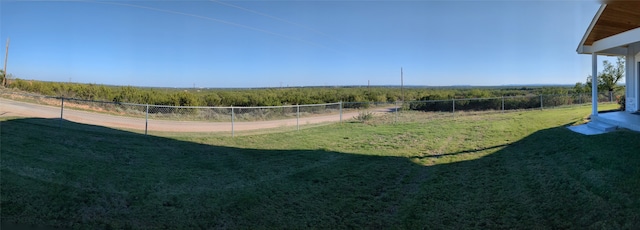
1, 98, 393, 133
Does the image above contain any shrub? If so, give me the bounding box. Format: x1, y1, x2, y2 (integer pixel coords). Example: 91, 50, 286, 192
355, 110, 374, 122
617, 95, 626, 111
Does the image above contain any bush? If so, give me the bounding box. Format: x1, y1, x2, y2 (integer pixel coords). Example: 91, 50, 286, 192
355, 110, 374, 122
617, 95, 626, 111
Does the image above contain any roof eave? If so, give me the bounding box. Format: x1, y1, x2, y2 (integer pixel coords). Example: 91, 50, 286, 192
576, 4, 606, 54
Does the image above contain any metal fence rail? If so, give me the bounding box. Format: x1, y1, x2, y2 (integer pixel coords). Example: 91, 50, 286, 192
1, 90, 623, 136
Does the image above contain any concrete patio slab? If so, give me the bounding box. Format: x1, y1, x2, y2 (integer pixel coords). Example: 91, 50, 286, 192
593, 111, 640, 132
568, 124, 608, 135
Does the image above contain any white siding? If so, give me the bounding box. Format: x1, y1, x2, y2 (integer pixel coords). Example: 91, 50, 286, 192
627, 42, 640, 112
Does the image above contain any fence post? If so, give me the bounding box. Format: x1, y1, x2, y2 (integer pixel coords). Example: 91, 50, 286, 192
452, 98, 455, 119
296, 104, 300, 131
579, 93, 582, 104
339, 101, 343, 123
60, 97, 64, 120
610, 91, 613, 103
540, 95, 543, 110
231, 105, 235, 137
59, 97, 65, 129
395, 101, 398, 123
145, 104, 149, 135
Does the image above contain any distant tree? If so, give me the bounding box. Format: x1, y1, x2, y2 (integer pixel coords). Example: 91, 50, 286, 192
586, 56, 625, 101
573, 82, 586, 94
599, 56, 625, 92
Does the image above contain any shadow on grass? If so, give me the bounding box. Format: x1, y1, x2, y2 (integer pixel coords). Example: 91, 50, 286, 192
410, 143, 511, 159
1, 118, 639, 229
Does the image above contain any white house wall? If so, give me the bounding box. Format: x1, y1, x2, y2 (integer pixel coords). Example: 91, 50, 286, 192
627, 42, 640, 112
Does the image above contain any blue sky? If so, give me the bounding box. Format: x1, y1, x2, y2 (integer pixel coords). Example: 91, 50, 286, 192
0, 0, 616, 88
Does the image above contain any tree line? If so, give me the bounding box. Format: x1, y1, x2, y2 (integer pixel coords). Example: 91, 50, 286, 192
5, 79, 611, 108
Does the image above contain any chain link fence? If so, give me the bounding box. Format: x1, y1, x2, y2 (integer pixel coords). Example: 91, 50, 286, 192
1, 90, 623, 136
0, 90, 345, 136
341, 92, 622, 123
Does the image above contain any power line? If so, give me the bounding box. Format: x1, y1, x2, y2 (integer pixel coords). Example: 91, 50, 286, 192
83, 0, 339, 52
401, 67, 404, 102
3, 38, 8, 87
209, 0, 348, 46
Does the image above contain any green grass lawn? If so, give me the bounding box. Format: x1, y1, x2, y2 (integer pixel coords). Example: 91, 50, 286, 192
2, 104, 639, 229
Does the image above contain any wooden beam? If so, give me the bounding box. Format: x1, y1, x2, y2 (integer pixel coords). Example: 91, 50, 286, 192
579, 45, 627, 55
591, 27, 640, 53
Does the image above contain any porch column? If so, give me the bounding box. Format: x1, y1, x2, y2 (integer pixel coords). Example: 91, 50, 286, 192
592, 53, 598, 117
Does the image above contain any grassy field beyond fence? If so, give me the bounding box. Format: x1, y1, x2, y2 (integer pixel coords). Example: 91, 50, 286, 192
2, 104, 639, 229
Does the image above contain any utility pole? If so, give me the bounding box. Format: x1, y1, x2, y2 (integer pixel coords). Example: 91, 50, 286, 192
3, 38, 9, 87
401, 67, 404, 102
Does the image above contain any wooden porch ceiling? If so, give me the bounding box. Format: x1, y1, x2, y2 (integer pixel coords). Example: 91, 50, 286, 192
582, 1, 640, 46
